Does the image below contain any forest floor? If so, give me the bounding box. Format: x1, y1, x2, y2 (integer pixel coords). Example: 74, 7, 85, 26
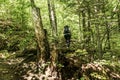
0, 49, 120, 80
0, 56, 23, 80
0, 58, 15, 80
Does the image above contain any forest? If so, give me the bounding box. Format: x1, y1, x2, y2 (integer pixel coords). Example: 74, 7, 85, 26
0, 0, 120, 80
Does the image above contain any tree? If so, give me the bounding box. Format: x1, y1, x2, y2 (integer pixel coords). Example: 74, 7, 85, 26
117, 2, 120, 31
47, 0, 58, 37
30, 0, 50, 63
47, 0, 58, 78
30, 0, 59, 79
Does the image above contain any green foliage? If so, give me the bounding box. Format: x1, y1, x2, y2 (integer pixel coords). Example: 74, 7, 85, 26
0, 0, 35, 52
103, 52, 112, 60
75, 49, 88, 56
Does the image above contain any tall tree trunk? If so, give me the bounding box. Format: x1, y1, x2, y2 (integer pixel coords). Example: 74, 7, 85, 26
94, 1, 103, 59
30, 0, 50, 63
47, 0, 59, 78
78, 12, 82, 42
103, 0, 111, 49
81, 10, 86, 48
47, 0, 57, 37
106, 24, 111, 49
104, 19, 111, 50
87, 4, 91, 47
95, 23, 102, 59
118, 12, 120, 31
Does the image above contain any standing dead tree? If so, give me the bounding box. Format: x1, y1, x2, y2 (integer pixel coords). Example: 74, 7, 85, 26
30, 0, 50, 64
30, 0, 60, 79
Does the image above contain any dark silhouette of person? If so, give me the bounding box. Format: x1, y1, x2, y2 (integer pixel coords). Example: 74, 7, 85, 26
63, 25, 71, 48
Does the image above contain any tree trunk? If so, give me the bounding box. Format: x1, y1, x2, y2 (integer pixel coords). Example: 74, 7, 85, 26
47, 0, 59, 78
30, 0, 50, 63
94, 1, 103, 59
118, 12, 120, 31
87, 4, 92, 47
78, 12, 83, 43
47, 0, 57, 37
47, 0, 58, 62
81, 10, 86, 48
95, 23, 102, 59
106, 25, 111, 49
103, 0, 111, 50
